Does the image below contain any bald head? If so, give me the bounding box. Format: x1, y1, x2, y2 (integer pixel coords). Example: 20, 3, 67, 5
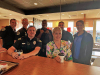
22, 18, 29, 29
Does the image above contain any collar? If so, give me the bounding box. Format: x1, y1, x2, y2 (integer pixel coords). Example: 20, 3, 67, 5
27, 36, 35, 41
23, 27, 27, 32
75, 30, 85, 37
9, 26, 16, 32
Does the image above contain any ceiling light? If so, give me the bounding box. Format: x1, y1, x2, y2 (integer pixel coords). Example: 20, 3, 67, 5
62, 14, 64, 15
34, 3, 37, 5
81, 13, 84, 14
9, 14, 12, 15
22, 17, 23, 18
47, 15, 49, 16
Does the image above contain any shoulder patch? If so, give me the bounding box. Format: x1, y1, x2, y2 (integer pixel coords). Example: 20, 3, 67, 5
18, 38, 21, 40
1, 28, 6, 31
17, 32, 20, 35
39, 40, 42, 42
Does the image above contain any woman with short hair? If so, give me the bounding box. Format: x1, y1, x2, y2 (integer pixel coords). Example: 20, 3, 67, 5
46, 27, 72, 63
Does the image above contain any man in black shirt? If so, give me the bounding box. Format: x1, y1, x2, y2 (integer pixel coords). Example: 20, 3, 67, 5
35, 20, 53, 57
58, 21, 73, 49
8, 26, 42, 59
0, 19, 16, 51
15, 18, 28, 41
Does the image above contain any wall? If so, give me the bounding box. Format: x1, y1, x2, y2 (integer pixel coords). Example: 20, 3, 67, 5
48, 19, 94, 28
48, 20, 68, 28
0, 19, 9, 29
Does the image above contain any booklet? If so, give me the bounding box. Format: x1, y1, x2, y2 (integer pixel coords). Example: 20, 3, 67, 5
0, 60, 19, 75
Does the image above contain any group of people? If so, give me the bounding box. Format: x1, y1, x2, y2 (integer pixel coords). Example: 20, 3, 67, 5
0, 18, 93, 65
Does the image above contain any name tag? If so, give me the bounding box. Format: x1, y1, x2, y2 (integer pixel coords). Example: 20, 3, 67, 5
22, 43, 26, 45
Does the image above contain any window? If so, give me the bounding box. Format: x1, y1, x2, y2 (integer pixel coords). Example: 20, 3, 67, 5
47, 22, 53, 27
96, 20, 100, 43
85, 27, 93, 36
68, 21, 74, 34
29, 23, 33, 26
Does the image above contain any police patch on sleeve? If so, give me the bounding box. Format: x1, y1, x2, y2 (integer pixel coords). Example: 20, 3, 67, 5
17, 32, 20, 35
1, 28, 6, 31
18, 38, 21, 40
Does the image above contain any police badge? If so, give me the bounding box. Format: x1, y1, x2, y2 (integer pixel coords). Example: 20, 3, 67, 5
33, 41, 36, 45
17, 32, 20, 35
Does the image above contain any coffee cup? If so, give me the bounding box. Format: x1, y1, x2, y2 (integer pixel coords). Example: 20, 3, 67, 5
58, 53, 65, 63
17, 49, 23, 56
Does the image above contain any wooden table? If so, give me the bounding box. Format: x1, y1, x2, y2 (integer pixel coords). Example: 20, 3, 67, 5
0, 52, 100, 75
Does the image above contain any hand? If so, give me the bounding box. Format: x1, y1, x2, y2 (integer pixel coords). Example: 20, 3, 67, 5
17, 54, 29, 60
45, 30, 49, 34
54, 56, 61, 63
40, 29, 44, 34
11, 52, 19, 59
0, 48, 7, 52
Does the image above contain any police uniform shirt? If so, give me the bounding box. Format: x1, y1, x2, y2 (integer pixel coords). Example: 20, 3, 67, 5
62, 30, 73, 43
15, 27, 27, 40
13, 36, 42, 53
0, 26, 16, 49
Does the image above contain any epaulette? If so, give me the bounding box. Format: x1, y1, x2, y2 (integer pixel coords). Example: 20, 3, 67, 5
37, 38, 42, 42
1, 28, 6, 31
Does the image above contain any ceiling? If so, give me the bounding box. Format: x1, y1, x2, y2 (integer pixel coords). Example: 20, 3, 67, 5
0, 0, 100, 21
3, 0, 96, 10
1, 7, 100, 21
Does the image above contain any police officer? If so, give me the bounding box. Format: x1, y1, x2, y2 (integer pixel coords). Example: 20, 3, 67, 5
0, 19, 16, 52
8, 26, 42, 60
35, 20, 53, 57
15, 18, 28, 41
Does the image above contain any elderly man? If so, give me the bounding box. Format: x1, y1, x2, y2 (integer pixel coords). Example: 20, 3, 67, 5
0, 19, 16, 52
15, 18, 28, 41
8, 26, 42, 59
35, 19, 53, 57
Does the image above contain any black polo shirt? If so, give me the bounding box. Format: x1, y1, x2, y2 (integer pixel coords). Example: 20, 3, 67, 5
15, 27, 27, 40
62, 30, 73, 43
13, 36, 42, 53
0, 26, 16, 49
35, 28, 53, 45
